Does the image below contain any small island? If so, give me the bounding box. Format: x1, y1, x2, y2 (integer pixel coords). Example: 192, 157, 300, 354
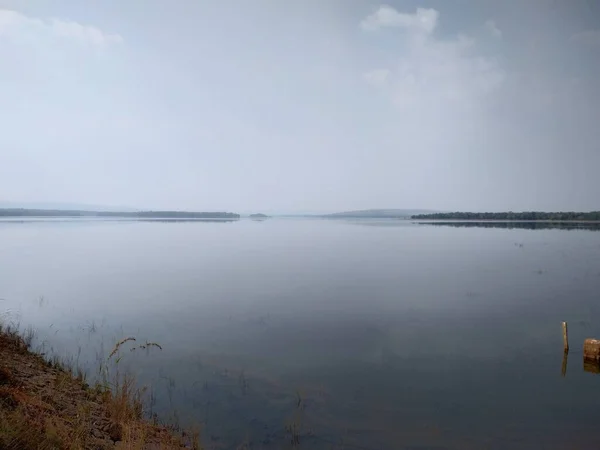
249, 213, 270, 220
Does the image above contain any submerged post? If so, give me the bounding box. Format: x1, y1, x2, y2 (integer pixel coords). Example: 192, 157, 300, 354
562, 322, 569, 352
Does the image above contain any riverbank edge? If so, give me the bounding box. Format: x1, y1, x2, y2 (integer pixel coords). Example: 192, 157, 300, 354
0, 324, 200, 449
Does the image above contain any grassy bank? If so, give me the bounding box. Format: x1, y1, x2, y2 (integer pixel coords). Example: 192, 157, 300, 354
0, 322, 200, 450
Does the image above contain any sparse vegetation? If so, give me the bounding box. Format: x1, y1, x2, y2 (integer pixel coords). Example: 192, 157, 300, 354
0, 319, 201, 450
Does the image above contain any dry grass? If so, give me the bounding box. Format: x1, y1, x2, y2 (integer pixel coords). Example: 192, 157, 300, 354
0, 322, 202, 450
109, 337, 137, 360
0, 405, 65, 450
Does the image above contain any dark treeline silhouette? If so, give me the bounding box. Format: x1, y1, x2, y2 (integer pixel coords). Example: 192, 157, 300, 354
412, 211, 600, 221
0, 209, 240, 219
417, 221, 600, 231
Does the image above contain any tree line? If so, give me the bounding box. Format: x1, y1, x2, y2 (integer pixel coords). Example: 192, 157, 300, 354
411, 211, 600, 221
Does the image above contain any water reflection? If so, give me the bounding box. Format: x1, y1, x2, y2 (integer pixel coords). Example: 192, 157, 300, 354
583, 360, 600, 374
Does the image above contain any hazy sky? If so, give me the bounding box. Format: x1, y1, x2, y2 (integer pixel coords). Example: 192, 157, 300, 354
1, 0, 599, 213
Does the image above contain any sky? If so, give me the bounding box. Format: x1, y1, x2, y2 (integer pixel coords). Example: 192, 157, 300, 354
0, 0, 599, 213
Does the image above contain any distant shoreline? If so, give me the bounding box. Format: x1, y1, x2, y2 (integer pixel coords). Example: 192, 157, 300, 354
0, 208, 240, 219
2, 208, 600, 223
322, 209, 437, 219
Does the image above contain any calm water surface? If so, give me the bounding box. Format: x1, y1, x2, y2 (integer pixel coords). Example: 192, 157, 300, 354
2, 218, 600, 449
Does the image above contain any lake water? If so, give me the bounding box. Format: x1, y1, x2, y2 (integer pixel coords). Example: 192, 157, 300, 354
2, 218, 600, 449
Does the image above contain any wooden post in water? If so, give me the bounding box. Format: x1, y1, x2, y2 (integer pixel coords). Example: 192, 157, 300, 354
583, 339, 600, 361
561, 351, 568, 377
562, 322, 569, 353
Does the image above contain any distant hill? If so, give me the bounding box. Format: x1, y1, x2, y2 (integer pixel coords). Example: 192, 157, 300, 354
324, 209, 438, 219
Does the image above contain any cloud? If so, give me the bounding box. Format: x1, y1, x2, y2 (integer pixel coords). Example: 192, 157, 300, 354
485, 20, 502, 38
360, 6, 504, 114
360, 5, 438, 34
0, 8, 122, 46
570, 30, 600, 47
